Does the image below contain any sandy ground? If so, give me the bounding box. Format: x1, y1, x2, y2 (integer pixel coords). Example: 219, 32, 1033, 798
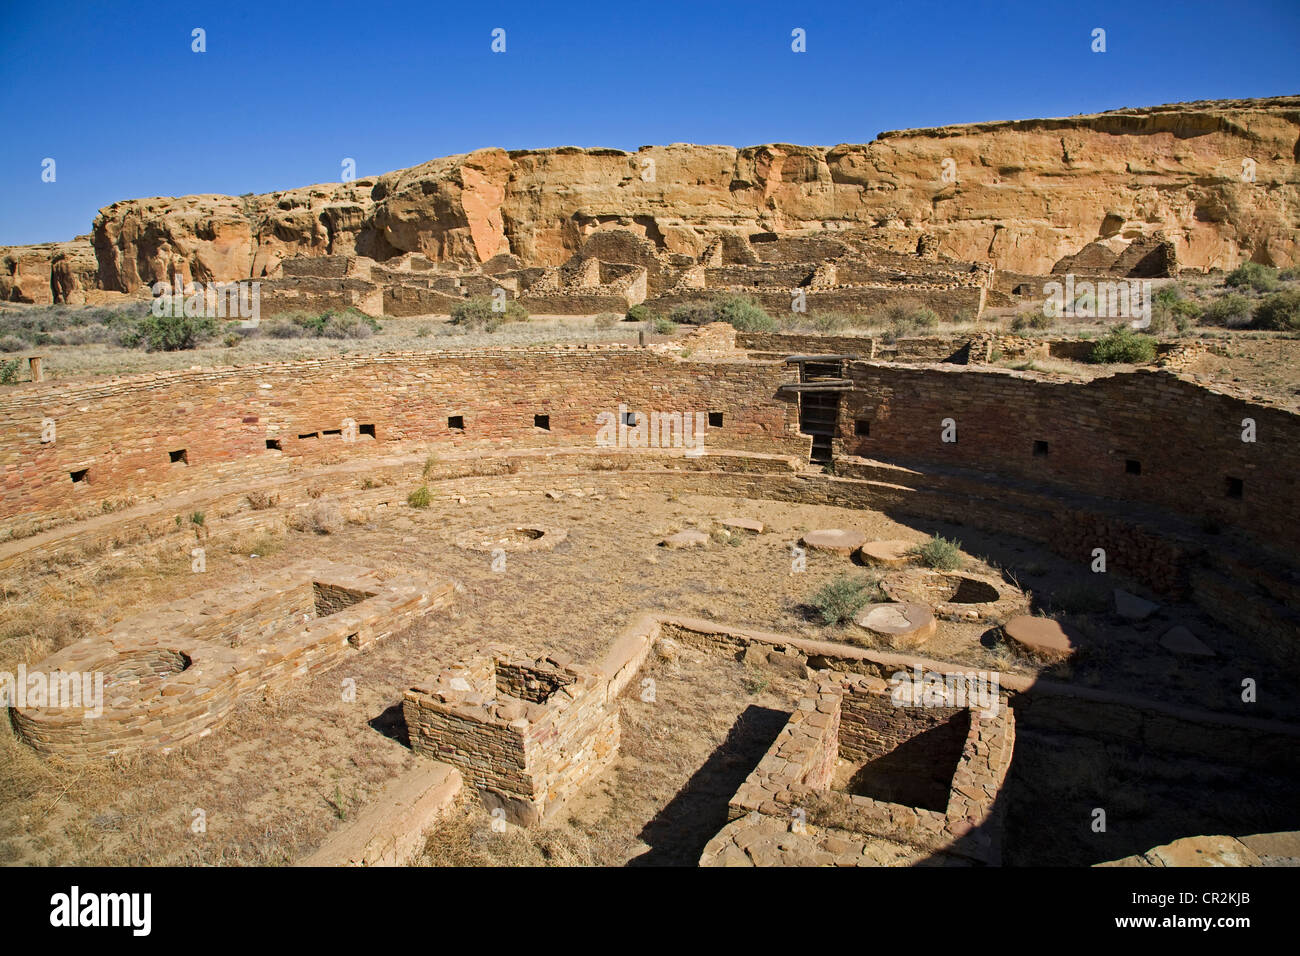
0, 483, 1288, 866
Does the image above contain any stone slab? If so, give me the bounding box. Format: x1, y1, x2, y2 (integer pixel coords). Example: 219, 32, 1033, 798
800, 529, 867, 554
1004, 615, 1077, 662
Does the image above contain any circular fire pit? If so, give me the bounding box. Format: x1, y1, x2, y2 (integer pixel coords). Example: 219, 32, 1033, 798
454, 525, 566, 553
881, 568, 1028, 623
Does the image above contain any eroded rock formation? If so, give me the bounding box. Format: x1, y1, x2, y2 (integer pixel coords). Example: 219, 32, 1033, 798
4, 97, 1296, 305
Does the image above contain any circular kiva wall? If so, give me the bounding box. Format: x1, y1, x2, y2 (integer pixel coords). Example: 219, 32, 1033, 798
0, 345, 1296, 640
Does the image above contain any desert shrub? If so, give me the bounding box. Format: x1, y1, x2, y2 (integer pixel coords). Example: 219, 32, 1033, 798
0, 334, 32, 352
625, 303, 654, 323
245, 491, 279, 510
667, 302, 715, 326
651, 316, 677, 335
407, 485, 432, 509
1010, 311, 1054, 333
0, 358, 21, 385
449, 297, 528, 331
667, 295, 776, 331
293, 501, 342, 534
877, 299, 940, 341
263, 317, 310, 338
809, 574, 880, 626
593, 312, 620, 330
1201, 293, 1254, 328
136, 313, 218, 351
320, 309, 379, 339
1278, 268, 1299, 282
1225, 262, 1279, 293
1089, 324, 1156, 364
1251, 290, 1300, 331
713, 294, 776, 332
910, 535, 964, 571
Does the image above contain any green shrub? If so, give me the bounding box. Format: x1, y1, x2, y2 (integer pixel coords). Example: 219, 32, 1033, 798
667, 302, 715, 326
136, 313, 218, 351
1278, 268, 1299, 282
1201, 294, 1254, 327
910, 535, 964, 571
449, 297, 528, 331
593, 312, 620, 330
651, 316, 677, 335
809, 574, 881, 626
713, 294, 776, 332
407, 485, 432, 509
1225, 262, 1279, 293
877, 299, 940, 341
1010, 311, 1054, 334
0, 358, 21, 385
1251, 290, 1300, 331
625, 303, 654, 323
1089, 325, 1157, 364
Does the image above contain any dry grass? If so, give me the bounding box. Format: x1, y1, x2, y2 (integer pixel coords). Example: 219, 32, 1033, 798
0, 485, 1281, 864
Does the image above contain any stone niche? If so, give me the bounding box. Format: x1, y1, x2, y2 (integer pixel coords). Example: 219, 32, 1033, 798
403, 646, 619, 826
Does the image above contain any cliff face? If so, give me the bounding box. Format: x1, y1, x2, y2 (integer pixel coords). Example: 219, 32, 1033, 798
4, 97, 1297, 304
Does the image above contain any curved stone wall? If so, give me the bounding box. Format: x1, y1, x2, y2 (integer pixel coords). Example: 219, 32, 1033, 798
2, 346, 1296, 561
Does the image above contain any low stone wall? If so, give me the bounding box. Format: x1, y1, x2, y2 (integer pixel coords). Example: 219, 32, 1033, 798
403, 646, 619, 825
297, 761, 463, 867
720, 672, 1015, 865
9, 560, 454, 758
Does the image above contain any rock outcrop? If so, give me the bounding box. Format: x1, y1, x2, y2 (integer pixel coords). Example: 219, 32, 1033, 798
5, 97, 1297, 304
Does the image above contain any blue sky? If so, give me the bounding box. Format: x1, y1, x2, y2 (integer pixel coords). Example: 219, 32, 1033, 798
1, 0, 1297, 245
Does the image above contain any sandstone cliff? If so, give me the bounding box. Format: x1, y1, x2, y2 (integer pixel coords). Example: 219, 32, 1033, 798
4, 96, 1296, 304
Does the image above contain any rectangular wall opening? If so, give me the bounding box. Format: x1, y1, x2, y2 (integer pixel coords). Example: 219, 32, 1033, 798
322, 429, 342, 438
1225, 476, 1244, 499
69, 468, 88, 484
1033, 440, 1049, 457
534, 414, 550, 431
448, 415, 465, 431
298, 432, 319, 440
1126, 459, 1141, 475
266, 438, 282, 451
359, 423, 376, 439
854, 419, 870, 437
168, 448, 188, 465
708, 411, 724, 428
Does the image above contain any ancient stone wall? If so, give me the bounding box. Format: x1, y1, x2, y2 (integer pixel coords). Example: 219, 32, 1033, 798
839, 363, 1300, 552
0, 348, 803, 527
403, 648, 619, 825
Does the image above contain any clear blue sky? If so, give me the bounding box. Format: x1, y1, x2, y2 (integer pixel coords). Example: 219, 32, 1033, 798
1, 0, 1297, 245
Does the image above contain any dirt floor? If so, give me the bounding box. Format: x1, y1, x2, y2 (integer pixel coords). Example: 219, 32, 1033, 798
1, 485, 1290, 866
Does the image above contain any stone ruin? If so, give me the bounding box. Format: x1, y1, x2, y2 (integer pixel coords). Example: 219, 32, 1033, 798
403, 647, 620, 826
255, 230, 996, 321
702, 671, 1014, 866
11, 560, 454, 758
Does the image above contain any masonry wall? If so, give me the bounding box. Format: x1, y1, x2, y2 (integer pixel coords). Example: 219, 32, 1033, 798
0, 348, 803, 528
840, 363, 1300, 552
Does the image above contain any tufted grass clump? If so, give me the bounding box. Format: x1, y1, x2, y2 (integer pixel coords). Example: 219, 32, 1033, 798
809, 574, 881, 626
911, 535, 964, 570
407, 485, 432, 509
